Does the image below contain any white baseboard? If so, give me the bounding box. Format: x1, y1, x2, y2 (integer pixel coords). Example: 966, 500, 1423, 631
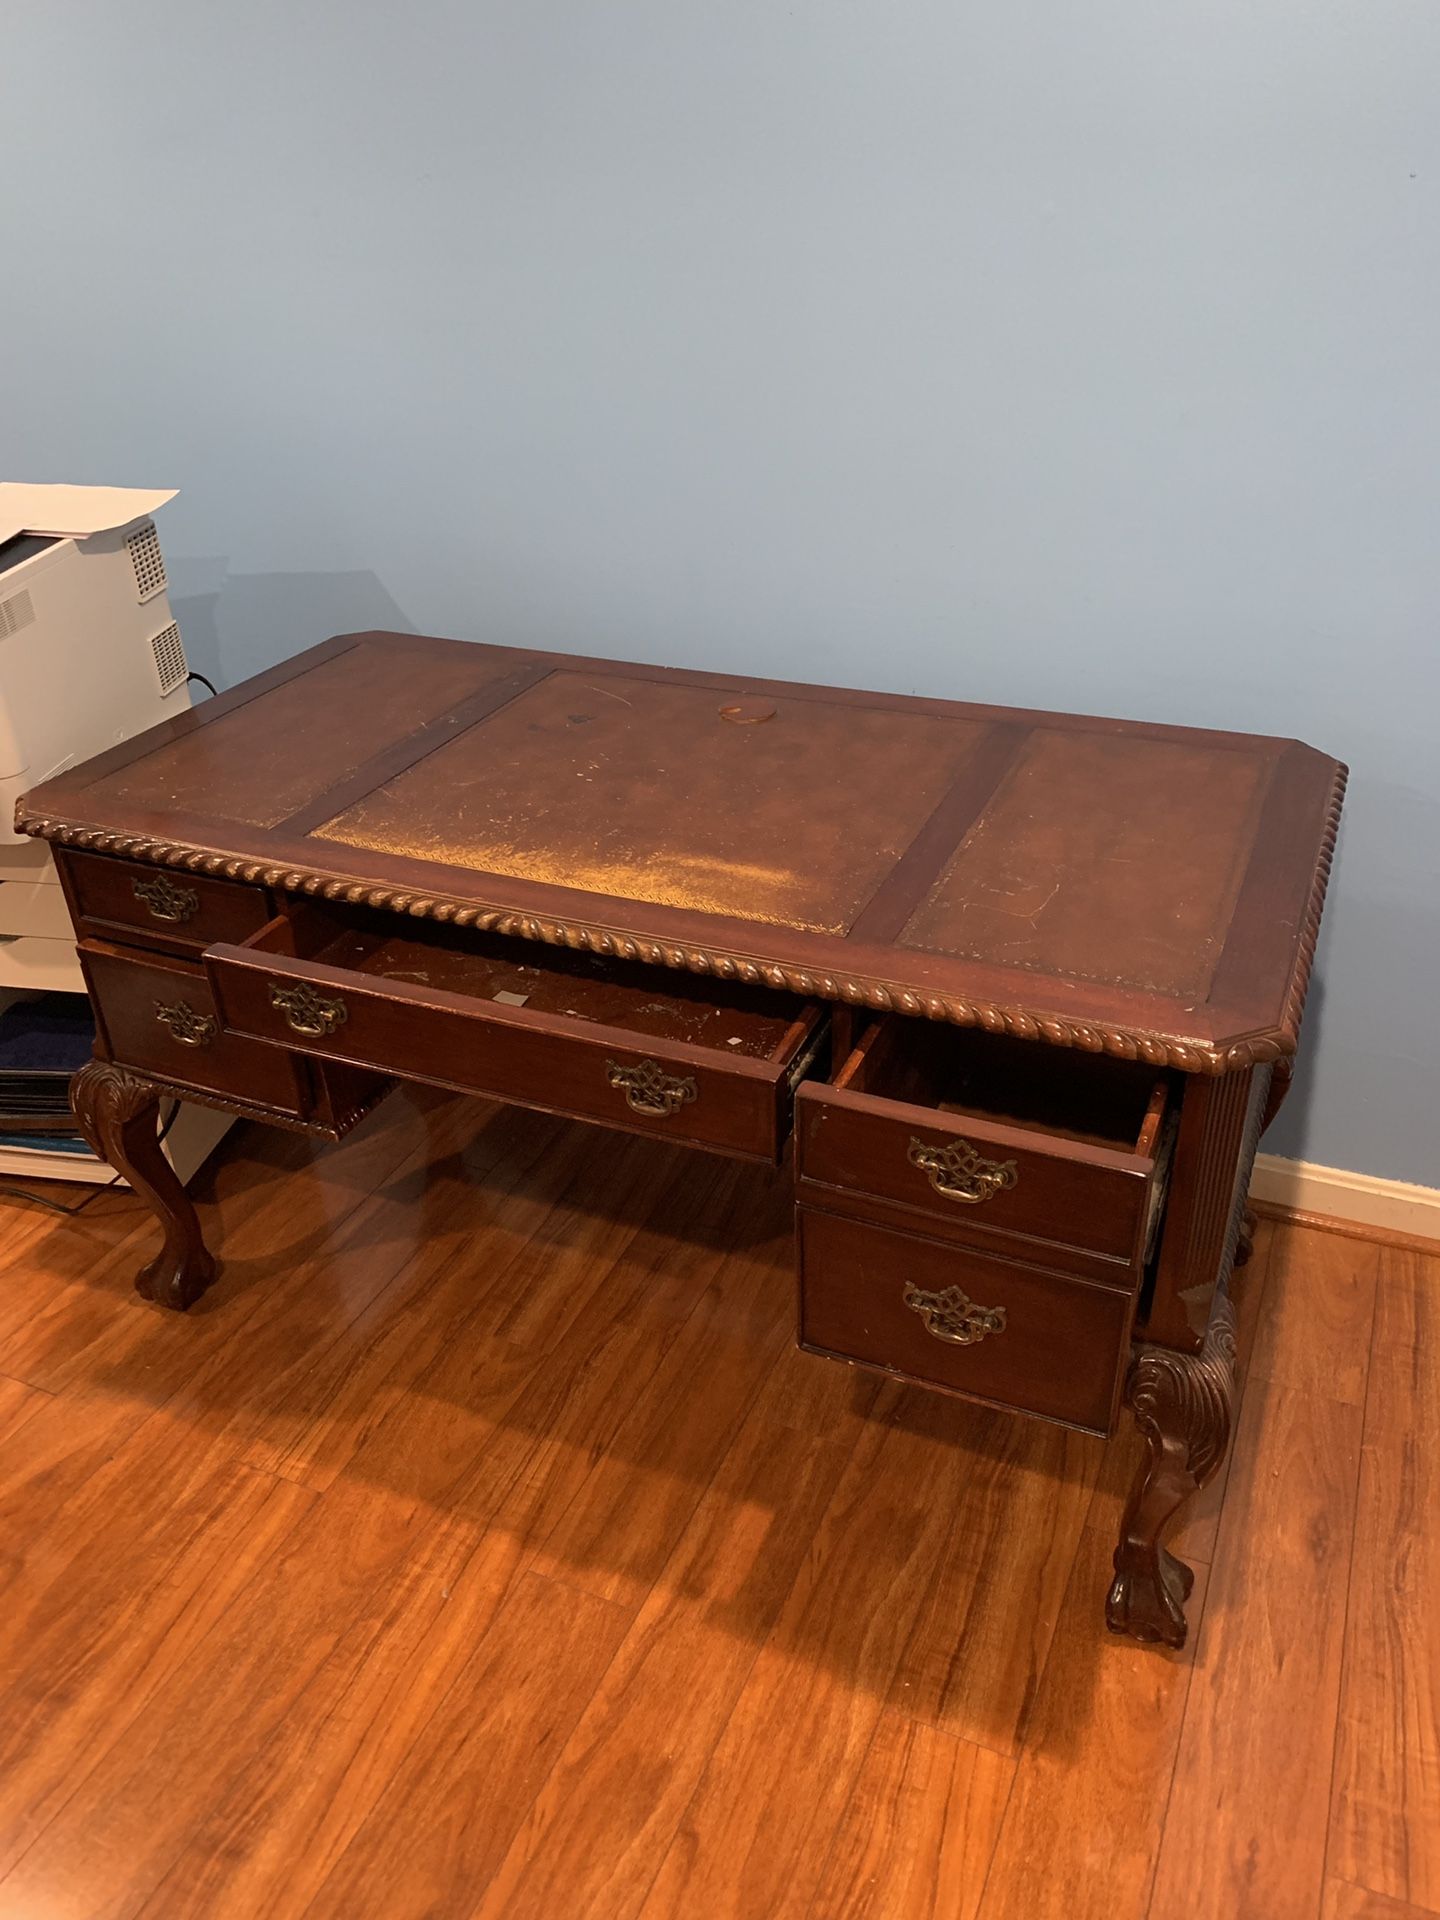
1251, 1153, 1440, 1244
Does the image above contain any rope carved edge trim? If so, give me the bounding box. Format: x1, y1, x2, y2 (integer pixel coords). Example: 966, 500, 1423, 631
69, 1054, 376, 1143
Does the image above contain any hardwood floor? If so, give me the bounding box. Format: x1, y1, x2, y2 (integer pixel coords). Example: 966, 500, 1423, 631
0, 1088, 1434, 1920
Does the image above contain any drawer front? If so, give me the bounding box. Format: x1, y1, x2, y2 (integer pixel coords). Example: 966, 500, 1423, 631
80, 943, 310, 1118
61, 850, 275, 957
206, 949, 799, 1160
796, 1083, 1154, 1269
797, 1207, 1134, 1434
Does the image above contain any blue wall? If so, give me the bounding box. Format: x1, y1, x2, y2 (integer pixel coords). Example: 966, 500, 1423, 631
6, 4, 1436, 1183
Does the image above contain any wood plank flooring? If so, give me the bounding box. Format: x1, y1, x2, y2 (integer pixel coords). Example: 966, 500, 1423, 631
0, 1088, 1434, 1920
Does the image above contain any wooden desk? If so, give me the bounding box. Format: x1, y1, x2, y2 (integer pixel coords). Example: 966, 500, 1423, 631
16, 631, 1345, 1649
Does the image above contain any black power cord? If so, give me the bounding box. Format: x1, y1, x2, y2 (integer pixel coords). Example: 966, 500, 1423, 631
0, 1099, 181, 1216
187, 671, 219, 699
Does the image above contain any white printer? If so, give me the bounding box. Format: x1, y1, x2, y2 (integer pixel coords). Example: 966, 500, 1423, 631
0, 483, 194, 991
0, 483, 230, 1184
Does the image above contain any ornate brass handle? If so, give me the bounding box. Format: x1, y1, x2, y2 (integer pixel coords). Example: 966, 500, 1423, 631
907, 1135, 1018, 1206
605, 1058, 698, 1119
269, 981, 348, 1038
903, 1282, 1006, 1346
133, 873, 199, 924
154, 999, 218, 1048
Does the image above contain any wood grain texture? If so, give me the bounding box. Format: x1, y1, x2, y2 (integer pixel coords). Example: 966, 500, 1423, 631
1149, 1378, 1363, 1920
521, 1182, 794, 1608
635, 1386, 1100, 1920
130, 1525, 528, 1920
0, 1478, 476, 1918
977, 1529, 1209, 1920
806, 1711, 1014, 1920
0, 1184, 153, 1359
879, 1409, 1103, 1747
0, 1371, 49, 1449
1322, 1879, 1440, 1920
0, 1433, 313, 1882
634, 1393, 967, 1920
1147, 1229, 1378, 1920
1247, 1223, 1381, 1408
1329, 1250, 1440, 1912
475, 1358, 864, 1920
0, 1113, 1428, 1920
300, 1572, 631, 1920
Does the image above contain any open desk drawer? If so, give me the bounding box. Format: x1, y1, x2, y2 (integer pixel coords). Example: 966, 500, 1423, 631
81, 937, 312, 1119
78, 936, 385, 1134
796, 1019, 1175, 1283
205, 904, 827, 1162
794, 1021, 1176, 1433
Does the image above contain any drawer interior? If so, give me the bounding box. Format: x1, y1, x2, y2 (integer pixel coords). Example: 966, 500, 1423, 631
240, 902, 821, 1066
835, 1018, 1171, 1157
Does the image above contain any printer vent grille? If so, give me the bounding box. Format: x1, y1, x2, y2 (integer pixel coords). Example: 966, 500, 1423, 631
150, 621, 189, 696
127, 522, 168, 601
0, 589, 35, 640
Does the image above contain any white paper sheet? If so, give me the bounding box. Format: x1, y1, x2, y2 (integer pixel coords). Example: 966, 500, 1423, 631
0, 483, 177, 546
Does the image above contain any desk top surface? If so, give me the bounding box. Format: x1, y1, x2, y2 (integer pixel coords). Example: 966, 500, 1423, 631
17, 631, 1345, 1074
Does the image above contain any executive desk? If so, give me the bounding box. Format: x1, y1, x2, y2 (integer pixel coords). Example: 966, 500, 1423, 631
16, 632, 1345, 1649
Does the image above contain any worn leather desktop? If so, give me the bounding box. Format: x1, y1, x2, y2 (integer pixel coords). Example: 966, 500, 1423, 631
16, 631, 1345, 1648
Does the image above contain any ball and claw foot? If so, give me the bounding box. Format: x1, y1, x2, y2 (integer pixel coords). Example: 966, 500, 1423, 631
1107, 1543, 1196, 1649
133, 1239, 218, 1313
71, 1058, 218, 1311
1106, 1290, 1238, 1650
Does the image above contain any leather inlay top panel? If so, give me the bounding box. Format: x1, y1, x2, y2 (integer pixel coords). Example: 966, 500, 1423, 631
901, 730, 1272, 998
76, 639, 507, 830
312, 670, 985, 934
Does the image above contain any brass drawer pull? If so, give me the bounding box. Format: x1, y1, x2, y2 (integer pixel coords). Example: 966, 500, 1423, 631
133, 873, 200, 924
269, 981, 348, 1038
154, 999, 218, 1048
605, 1058, 698, 1118
904, 1282, 1007, 1346
907, 1135, 1018, 1205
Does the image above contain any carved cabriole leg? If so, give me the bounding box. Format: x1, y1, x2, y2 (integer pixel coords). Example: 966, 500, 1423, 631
1106, 1287, 1238, 1649
71, 1060, 217, 1310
